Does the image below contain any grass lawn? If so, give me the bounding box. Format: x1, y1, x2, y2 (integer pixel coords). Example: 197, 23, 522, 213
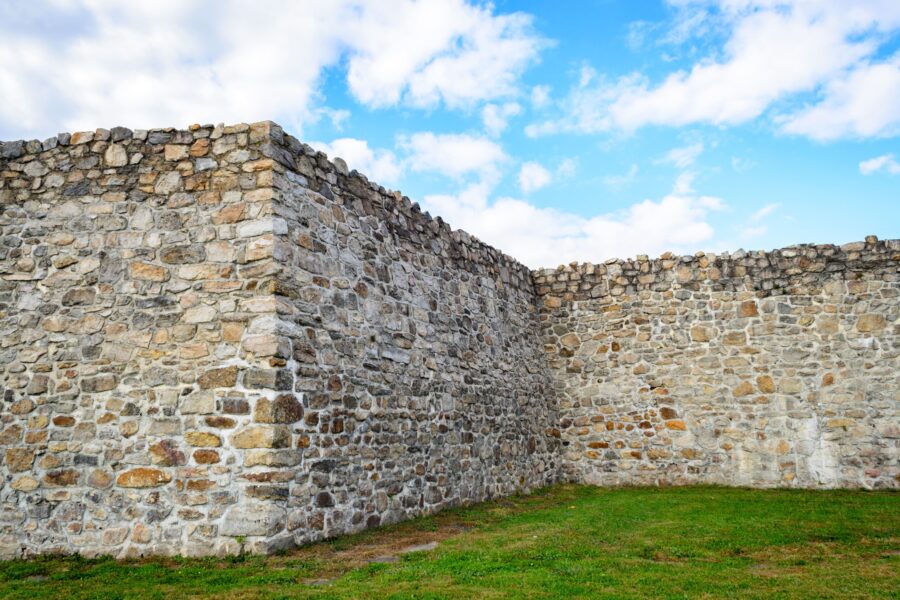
1, 484, 897, 599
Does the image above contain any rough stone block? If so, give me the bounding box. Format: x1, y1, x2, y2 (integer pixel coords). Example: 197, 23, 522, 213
230, 425, 291, 449
220, 504, 285, 537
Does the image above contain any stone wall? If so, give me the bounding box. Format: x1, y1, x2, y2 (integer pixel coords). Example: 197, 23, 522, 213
0, 122, 328, 557
536, 241, 899, 489
0, 121, 560, 558
1, 119, 897, 559
266, 126, 561, 546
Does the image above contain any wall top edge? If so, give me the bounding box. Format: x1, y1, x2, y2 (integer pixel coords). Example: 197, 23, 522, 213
3, 121, 897, 275
532, 236, 900, 279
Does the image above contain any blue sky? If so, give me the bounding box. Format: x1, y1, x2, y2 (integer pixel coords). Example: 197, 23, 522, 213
1, 1, 898, 266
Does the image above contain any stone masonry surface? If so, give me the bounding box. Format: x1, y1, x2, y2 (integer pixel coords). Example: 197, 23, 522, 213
0, 120, 896, 558
0, 121, 560, 558
535, 240, 899, 489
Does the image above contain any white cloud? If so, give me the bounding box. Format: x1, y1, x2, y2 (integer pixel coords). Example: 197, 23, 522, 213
731, 156, 755, 172
311, 138, 403, 183
673, 171, 697, 195
626, 20, 660, 51
0, 0, 547, 139
399, 132, 507, 180
528, 0, 900, 140
780, 56, 900, 140
482, 102, 522, 137
741, 225, 768, 238
657, 142, 704, 168
531, 85, 551, 108
556, 158, 578, 179
344, 1, 547, 109
602, 164, 639, 188
859, 153, 900, 175
423, 176, 725, 267
740, 201, 779, 238
750, 203, 779, 221
518, 161, 552, 193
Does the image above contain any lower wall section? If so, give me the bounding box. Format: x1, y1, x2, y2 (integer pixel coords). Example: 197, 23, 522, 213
537, 239, 899, 489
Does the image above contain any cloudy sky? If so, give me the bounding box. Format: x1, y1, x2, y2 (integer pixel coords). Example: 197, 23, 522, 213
1, 0, 898, 267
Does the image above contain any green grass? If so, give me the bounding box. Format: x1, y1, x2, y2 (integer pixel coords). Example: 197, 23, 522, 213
1, 485, 897, 599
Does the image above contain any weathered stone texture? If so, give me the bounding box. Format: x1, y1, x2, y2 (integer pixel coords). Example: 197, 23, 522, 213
0, 122, 294, 558
1, 120, 895, 560
0, 121, 560, 559
267, 126, 561, 548
534, 240, 899, 489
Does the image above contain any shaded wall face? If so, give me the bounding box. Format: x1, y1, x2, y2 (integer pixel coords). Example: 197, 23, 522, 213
536, 244, 899, 489
0, 124, 292, 558
269, 135, 561, 546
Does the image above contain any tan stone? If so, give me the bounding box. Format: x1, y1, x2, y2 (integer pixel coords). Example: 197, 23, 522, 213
9, 399, 35, 415
825, 418, 855, 429
246, 236, 274, 261
775, 440, 791, 454
5, 448, 35, 472
190, 138, 210, 157
817, 315, 840, 334
560, 333, 580, 348
81, 374, 117, 393
205, 416, 237, 428
193, 449, 220, 464
690, 325, 712, 342
230, 425, 291, 449
779, 378, 802, 394
179, 343, 209, 359
185, 431, 222, 447
856, 314, 886, 332
11, 476, 40, 491
116, 468, 172, 488
103, 528, 129, 545
70, 315, 105, 335
70, 131, 93, 145
756, 375, 776, 394
222, 322, 245, 343
665, 420, 687, 431
131, 523, 152, 544
164, 144, 188, 161
733, 381, 755, 397
723, 331, 747, 346
121, 421, 139, 437
130, 261, 169, 282
198, 366, 238, 389
212, 202, 248, 224
739, 300, 758, 317
88, 469, 114, 489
